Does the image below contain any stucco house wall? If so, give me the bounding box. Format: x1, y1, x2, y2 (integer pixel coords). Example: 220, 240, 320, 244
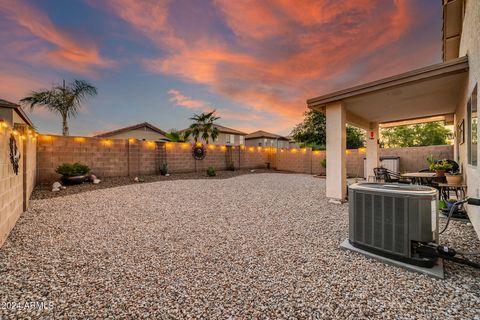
0, 108, 36, 248
456, 0, 480, 234
188, 132, 245, 146
245, 138, 289, 148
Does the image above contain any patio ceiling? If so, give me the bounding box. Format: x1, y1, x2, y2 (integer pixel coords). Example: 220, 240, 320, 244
307, 56, 469, 126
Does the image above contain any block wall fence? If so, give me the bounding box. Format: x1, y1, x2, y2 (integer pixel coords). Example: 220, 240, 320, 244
0, 126, 36, 247
36, 134, 453, 183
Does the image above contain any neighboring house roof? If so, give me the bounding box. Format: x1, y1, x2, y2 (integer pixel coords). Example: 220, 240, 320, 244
246, 130, 289, 140
180, 124, 247, 135
94, 122, 167, 138
0, 98, 33, 127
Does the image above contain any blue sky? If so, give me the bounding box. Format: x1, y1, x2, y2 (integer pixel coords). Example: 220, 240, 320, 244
0, 0, 442, 136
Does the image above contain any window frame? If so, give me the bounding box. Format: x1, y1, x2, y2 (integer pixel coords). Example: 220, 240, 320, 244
467, 84, 478, 166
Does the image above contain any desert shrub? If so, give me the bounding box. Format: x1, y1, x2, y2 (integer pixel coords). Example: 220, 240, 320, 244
320, 158, 327, 168
207, 166, 216, 177
55, 163, 90, 177
160, 163, 168, 175
226, 160, 235, 171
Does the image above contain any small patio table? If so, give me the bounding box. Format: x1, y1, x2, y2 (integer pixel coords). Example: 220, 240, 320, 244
401, 172, 436, 185
401, 172, 437, 186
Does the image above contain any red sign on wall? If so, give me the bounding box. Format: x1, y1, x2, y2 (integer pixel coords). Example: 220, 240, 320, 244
369, 131, 375, 140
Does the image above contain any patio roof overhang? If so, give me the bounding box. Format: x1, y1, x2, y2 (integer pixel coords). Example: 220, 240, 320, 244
307, 56, 469, 128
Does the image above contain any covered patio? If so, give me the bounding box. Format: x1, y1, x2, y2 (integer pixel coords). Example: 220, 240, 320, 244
307, 56, 469, 201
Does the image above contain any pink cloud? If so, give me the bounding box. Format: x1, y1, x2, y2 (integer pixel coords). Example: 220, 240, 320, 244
97, 0, 439, 133
168, 89, 210, 110
0, 0, 114, 76
168, 88, 261, 121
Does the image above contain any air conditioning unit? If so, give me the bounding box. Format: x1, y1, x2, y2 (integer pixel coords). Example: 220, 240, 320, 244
348, 183, 438, 267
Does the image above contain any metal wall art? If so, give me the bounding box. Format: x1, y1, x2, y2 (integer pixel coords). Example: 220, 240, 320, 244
9, 134, 21, 175
192, 144, 206, 160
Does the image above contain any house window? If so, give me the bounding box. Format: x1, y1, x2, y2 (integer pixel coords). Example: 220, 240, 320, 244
226, 134, 235, 145
239, 135, 245, 145
467, 85, 478, 166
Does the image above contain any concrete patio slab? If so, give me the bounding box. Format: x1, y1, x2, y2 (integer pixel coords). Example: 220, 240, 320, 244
340, 239, 445, 279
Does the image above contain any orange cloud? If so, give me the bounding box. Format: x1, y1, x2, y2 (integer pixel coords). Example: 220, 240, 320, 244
0, 0, 113, 76
100, 0, 438, 133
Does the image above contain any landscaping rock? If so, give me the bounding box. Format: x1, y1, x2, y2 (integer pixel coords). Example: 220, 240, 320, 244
5, 173, 477, 318
51, 182, 63, 192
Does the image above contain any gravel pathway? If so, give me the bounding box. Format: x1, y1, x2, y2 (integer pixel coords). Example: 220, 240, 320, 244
1, 173, 479, 319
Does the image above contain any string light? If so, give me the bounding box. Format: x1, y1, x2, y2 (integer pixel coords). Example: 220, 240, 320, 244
146, 141, 156, 148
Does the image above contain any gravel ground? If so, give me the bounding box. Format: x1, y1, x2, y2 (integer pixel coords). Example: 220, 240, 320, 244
32, 169, 275, 200
1, 173, 479, 319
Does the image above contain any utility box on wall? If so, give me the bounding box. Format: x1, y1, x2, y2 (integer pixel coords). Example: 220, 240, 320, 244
364, 156, 400, 178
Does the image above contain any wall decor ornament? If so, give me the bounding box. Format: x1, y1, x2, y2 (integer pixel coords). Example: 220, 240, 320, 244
192, 144, 206, 160
457, 119, 465, 145
9, 134, 21, 175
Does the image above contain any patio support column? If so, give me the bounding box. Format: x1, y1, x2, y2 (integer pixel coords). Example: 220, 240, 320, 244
326, 101, 347, 201
365, 123, 379, 180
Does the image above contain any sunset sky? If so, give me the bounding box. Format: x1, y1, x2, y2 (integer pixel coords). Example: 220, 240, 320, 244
0, 0, 442, 136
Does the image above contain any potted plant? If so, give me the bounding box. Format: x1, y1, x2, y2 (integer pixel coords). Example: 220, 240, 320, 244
426, 154, 437, 169
429, 160, 452, 177
446, 198, 458, 211
446, 171, 463, 184
55, 162, 90, 185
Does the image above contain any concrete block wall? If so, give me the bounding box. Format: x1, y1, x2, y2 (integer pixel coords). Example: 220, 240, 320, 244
36, 136, 270, 182
275, 145, 454, 177
0, 129, 36, 247
380, 145, 454, 173
37, 136, 131, 182
36, 135, 454, 182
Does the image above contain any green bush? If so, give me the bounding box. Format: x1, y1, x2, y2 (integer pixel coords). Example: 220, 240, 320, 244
160, 163, 168, 175
320, 158, 327, 168
207, 166, 216, 177
429, 160, 453, 171
55, 163, 90, 177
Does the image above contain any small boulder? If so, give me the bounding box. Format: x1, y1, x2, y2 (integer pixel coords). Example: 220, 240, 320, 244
93, 178, 101, 184
52, 181, 63, 192
134, 177, 139, 182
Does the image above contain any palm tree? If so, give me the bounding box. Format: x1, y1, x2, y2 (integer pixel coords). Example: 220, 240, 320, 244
188, 110, 220, 144
165, 129, 191, 142
21, 80, 97, 136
